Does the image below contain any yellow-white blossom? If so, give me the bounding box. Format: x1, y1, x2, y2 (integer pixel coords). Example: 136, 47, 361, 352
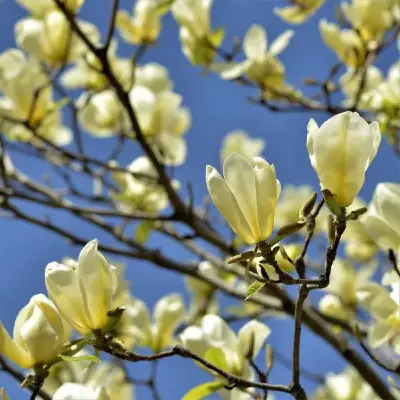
220, 130, 265, 163
116, 0, 168, 45
123, 294, 185, 352
0, 49, 71, 145
274, 0, 324, 24
172, 0, 224, 65
274, 184, 329, 234
319, 258, 376, 320
46, 353, 133, 400
16, 0, 85, 16
319, 20, 365, 67
0, 388, 8, 400
307, 112, 381, 207
357, 274, 400, 354
206, 152, 280, 244
53, 383, 111, 400
135, 63, 172, 93
129, 86, 191, 165
45, 240, 119, 334
15, 11, 99, 66
341, 198, 378, 261
312, 366, 381, 400
61, 42, 132, 91
0, 294, 69, 368
219, 24, 296, 100
112, 156, 178, 214
363, 183, 400, 251
77, 90, 126, 137
341, 0, 395, 41
180, 315, 270, 398
340, 66, 383, 109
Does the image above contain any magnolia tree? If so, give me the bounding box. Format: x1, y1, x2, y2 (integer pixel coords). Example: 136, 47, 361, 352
0, 0, 399, 399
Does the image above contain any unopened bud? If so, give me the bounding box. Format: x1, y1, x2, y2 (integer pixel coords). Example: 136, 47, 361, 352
346, 207, 368, 221
299, 192, 318, 218
277, 221, 306, 237
327, 214, 335, 244
322, 189, 344, 219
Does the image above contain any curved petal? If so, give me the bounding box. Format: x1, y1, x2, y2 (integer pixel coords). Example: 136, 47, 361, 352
269, 30, 294, 56
243, 24, 267, 59
201, 315, 237, 352
0, 323, 31, 368
237, 320, 270, 359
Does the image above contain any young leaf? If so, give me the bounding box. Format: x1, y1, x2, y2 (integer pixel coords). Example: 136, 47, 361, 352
135, 221, 155, 244
58, 354, 100, 364
245, 280, 265, 300
182, 381, 225, 400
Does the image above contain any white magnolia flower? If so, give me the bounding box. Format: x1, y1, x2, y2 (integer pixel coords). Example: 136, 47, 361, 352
53, 383, 110, 400
274, 0, 324, 24
112, 156, 179, 214
0, 49, 71, 145
319, 20, 365, 67
15, 11, 99, 66
16, 0, 85, 17
116, 0, 168, 45
219, 24, 294, 99
220, 130, 265, 163
0, 294, 69, 368
45, 240, 119, 334
307, 112, 380, 207
180, 315, 270, 399
129, 86, 191, 165
123, 294, 185, 352
363, 183, 400, 251
134, 63, 173, 93
206, 152, 280, 244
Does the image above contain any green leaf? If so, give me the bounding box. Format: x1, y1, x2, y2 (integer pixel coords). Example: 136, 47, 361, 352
182, 381, 225, 400
209, 26, 225, 48
204, 347, 228, 371
245, 280, 265, 300
135, 220, 155, 244
58, 354, 100, 364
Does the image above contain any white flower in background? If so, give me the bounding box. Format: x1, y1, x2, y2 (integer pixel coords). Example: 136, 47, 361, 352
220, 130, 265, 163
15, 11, 99, 66
112, 156, 179, 214
0, 294, 69, 368
274, 0, 324, 24
363, 183, 400, 251
77, 90, 125, 137
46, 353, 133, 400
341, 198, 378, 262
357, 272, 400, 354
307, 112, 381, 207
312, 366, 380, 399
274, 184, 328, 234
219, 24, 295, 99
16, 0, 85, 16
45, 240, 119, 335
129, 86, 191, 165
319, 258, 376, 320
53, 383, 110, 400
206, 152, 280, 244
123, 294, 185, 352
0, 49, 71, 145
172, 0, 224, 65
135, 63, 173, 93
340, 66, 383, 109
319, 20, 365, 67
180, 315, 270, 399
341, 0, 395, 41
116, 0, 168, 45
62, 42, 133, 91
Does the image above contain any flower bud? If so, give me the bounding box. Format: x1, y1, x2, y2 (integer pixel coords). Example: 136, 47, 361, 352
206, 153, 280, 244
0, 294, 68, 368
307, 112, 380, 207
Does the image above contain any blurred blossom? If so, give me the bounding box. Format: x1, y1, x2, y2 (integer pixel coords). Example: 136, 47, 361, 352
123, 294, 185, 352
220, 130, 265, 163
363, 183, 400, 251
16, 0, 85, 16
0, 49, 71, 145
274, 0, 324, 24
116, 0, 168, 45
112, 156, 179, 214
180, 315, 270, 399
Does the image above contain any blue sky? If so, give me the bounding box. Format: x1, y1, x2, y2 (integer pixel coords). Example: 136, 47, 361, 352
0, 0, 399, 399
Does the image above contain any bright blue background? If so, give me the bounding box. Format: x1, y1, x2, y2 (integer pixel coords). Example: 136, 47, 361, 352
0, 0, 398, 399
